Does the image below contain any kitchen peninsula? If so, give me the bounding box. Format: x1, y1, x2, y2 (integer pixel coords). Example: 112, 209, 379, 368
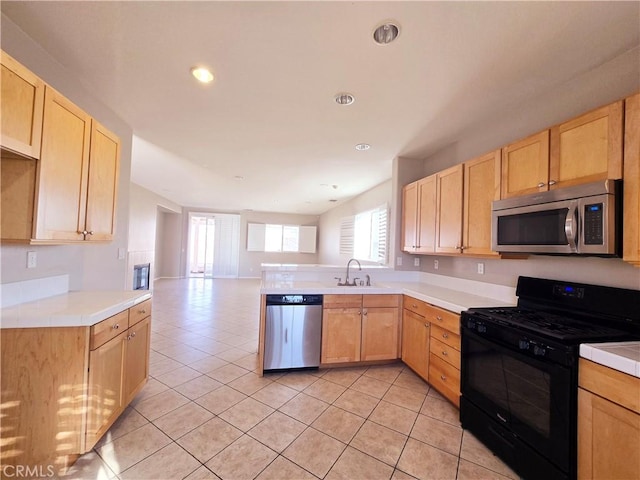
0, 276, 152, 473
258, 263, 516, 406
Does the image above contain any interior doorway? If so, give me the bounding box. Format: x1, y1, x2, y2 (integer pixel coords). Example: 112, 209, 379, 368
188, 213, 215, 278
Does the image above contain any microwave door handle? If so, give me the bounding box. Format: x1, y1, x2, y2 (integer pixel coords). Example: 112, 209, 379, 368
565, 205, 579, 252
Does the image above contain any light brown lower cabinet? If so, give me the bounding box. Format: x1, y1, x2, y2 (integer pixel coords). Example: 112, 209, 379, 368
321, 294, 400, 364
401, 295, 461, 407
0, 300, 151, 473
578, 359, 640, 480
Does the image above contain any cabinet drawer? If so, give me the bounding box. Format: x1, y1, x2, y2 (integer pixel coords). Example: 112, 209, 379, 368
425, 305, 460, 335
129, 299, 152, 326
430, 337, 461, 370
431, 324, 460, 351
403, 295, 429, 317
90, 310, 129, 350
363, 294, 400, 308
429, 353, 461, 407
324, 294, 361, 309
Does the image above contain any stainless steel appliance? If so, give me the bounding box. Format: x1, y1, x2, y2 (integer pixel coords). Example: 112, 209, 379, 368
461, 276, 639, 480
492, 180, 621, 255
264, 294, 322, 371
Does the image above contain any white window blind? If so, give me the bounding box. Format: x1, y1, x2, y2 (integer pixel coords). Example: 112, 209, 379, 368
340, 204, 388, 263
247, 223, 317, 253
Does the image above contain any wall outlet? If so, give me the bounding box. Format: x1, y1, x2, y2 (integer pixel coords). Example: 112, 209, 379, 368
477, 262, 485, 275
27, 251, 37, 269
434, 259, 439, 270
396, 256, 403, 266
414, 257, 420, 267
117, 247, 125, 260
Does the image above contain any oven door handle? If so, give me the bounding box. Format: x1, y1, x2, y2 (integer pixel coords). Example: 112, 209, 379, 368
565, 204, 579, 252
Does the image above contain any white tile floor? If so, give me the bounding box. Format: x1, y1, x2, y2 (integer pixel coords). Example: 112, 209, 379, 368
61, 278, 518, 480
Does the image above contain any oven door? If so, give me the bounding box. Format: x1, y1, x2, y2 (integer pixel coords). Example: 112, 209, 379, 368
461, 328, 573, 473
492, 199, 579, 254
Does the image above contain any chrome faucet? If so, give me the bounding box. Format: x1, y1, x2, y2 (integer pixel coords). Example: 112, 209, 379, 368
345, 258, 361, 286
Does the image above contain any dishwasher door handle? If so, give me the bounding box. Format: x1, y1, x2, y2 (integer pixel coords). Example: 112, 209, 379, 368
284, 328, 288, 343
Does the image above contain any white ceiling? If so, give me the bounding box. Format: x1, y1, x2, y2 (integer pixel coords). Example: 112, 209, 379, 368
2, 1, 639, 215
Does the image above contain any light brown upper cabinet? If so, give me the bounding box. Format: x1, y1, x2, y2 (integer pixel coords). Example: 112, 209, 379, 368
549, 100, 623, 189
402, 175, 436, 253
462, 150, 501, 256
1, 51, 44, 159
501, 101, 623, 199
501, 130, 550, 198
623, 92, 640, 267
435, 164, 464, 254
1, 84, 120, 243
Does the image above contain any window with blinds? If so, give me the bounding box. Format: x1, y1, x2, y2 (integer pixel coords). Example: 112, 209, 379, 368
340, 204, 388, 263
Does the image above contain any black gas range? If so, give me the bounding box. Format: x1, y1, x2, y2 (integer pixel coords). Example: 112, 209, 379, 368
460, 276, 639, 480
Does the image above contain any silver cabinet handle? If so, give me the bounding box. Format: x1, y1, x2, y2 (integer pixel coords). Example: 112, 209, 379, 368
436, 316, 443, 322
112, 324, 119, 330
440, 375, 446, 381
139, 309, 147, 314
442, 332, 449, 339
537, 182, 546, 188
424, 323, 429, 328
363, 309, 368, 316
549, 180, 557, 186
442, 350, 448, 356
131, 331, 136, 338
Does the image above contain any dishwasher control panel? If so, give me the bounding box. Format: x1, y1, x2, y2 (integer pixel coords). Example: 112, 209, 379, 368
266, 294, 323, 305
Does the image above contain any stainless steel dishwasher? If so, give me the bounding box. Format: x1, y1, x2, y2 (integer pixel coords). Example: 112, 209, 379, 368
264, 294, 323, 371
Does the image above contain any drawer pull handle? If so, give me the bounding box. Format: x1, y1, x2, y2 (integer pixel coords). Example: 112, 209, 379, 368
436, 316, 443, 322
424, 323, 429, 328
412, 304, 417, 308
537, 182, 546, 188
442, 350, 448, 356
112, 324, 119, 330
131, 331, 136, 338
139, 309, 147, 314
440, 375, 446, 381
442, 333, 449, 339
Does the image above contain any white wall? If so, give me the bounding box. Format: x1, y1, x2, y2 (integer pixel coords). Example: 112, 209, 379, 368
318, 180, 392, 266
127, 183, 181, 289
392, 46, 640, 291
0, 14, 132, 291
155, 209, 182, 279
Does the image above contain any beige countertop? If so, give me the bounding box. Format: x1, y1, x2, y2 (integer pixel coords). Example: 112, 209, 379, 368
260, 280, 514, 314
580, 341, 640, 378
1, 290, 152, 329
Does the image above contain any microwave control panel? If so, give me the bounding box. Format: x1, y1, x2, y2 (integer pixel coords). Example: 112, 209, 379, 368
583, 203, 604, 245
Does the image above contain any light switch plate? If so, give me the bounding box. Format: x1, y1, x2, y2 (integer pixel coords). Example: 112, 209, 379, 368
27, 251, 37, 269
434, 259, 439, 270
117, 247, 125, 260
414, 257, 420, 267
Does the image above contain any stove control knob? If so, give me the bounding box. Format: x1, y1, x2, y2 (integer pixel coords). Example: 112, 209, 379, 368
533, 345, 547, 356
466, 320, 476, 330
477, 324, 487, 333
518, 340, 530, 350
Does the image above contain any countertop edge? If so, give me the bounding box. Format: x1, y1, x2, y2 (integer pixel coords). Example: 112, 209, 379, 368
1, 291, 152, 329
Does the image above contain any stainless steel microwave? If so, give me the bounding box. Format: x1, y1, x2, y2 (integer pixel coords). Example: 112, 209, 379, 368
492, 180, 621, 256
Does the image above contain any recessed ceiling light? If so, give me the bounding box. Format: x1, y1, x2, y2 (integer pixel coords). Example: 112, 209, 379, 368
191, 66, 214, 83
355, 143, 371, 151
334, 93, 355, 105
373, 22, 400, 45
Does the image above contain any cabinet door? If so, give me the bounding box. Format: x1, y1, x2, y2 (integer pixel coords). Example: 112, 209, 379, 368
321, 308, 361, 364
501, 130, 550, 198
86, 330, 127, 449
463, 150, 501, 256
401, 309, 430, 381
401, 181, 418, 252
416, 174, 437, 253
578, 388, 640, 480
124, 316, 151, 404
85, 121, 120, 241
435, 164, 463, 254
623, 93, 640, 266
361, 307, 399, 361
36, 87, 91, 240
0, 51, 44, 159
550, 101, 623, 189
